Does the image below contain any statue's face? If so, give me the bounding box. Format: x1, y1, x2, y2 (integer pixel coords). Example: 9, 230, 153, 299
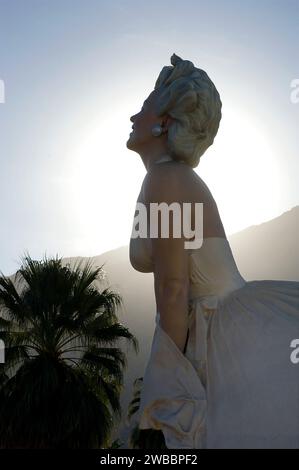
126, 90, 162, 151
126, 88, 174, 156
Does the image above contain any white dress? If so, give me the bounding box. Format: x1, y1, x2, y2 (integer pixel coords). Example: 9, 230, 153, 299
129, 155, 299, 449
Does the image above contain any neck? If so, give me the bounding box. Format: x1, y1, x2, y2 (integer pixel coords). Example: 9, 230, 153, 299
141, 153, 173, 171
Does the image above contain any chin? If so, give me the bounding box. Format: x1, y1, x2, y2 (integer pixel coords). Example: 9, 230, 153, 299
127, 135, 133, 145
126, 133, 138, 151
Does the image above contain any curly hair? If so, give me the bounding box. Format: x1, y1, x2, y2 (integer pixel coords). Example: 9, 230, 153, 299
153, 53, 222, 168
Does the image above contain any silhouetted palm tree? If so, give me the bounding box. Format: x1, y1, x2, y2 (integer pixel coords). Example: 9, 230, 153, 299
127, 377, 167, 449
0, 252, 139, 448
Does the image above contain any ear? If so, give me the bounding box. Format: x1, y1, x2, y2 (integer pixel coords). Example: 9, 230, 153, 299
163, 114, 174, 130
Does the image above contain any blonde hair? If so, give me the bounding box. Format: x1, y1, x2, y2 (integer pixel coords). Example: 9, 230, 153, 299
153, 53, 222, 168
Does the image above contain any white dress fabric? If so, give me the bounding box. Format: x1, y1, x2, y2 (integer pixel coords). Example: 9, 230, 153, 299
129, 155, 299, 449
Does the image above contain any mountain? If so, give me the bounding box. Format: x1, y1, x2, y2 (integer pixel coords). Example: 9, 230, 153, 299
228, 206, 299, 281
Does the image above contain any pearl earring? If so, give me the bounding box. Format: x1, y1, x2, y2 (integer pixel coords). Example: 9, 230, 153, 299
151, 124, 164, 137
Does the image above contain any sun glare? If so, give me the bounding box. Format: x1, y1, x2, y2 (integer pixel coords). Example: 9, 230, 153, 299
199, 106, 286, 235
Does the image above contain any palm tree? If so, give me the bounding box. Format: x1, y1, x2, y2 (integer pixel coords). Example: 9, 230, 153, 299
127, 377, 167, 449
0, 252, 139, 448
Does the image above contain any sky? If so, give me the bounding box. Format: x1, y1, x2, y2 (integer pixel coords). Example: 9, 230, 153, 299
0, 0, 298, 276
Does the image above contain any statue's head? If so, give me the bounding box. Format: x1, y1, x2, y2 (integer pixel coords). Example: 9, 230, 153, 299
127, 53, 222, 168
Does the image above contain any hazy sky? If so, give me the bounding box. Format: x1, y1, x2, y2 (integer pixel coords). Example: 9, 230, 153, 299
0, 0, 298, 275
